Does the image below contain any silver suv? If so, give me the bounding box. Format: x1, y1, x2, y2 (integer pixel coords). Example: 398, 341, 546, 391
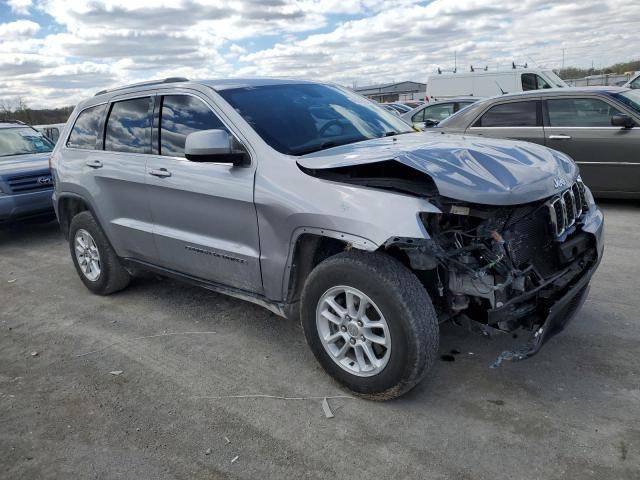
51, 78, 604, 399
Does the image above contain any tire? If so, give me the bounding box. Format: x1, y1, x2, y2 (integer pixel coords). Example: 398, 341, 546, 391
301, 250, 439, 400
68, 211, 130, 295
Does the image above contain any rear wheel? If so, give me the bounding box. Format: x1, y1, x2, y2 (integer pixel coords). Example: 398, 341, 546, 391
301, 250, 439, 400
69, 211, 130, 295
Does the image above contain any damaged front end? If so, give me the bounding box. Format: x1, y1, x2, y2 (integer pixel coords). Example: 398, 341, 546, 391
389, 178, 602, 362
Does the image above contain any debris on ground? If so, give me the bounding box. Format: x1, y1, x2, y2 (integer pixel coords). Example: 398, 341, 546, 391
322, 397, 334, 419
224, 436, 230, 444
30, 351, 39, 357
109, 370, 123, 376
8, 279, 16, 283
205, 448, 212, 456
231, 455, 239, 464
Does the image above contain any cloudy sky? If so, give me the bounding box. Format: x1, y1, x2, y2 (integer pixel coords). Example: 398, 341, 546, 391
0, 0, 638, 108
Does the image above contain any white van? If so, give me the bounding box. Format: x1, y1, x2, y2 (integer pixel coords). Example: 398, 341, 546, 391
426, 69, 568, 100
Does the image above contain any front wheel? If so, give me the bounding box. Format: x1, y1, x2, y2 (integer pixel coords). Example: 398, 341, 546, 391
301, 251, 439, 400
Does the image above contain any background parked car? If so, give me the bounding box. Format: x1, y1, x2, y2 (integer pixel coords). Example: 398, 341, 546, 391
0, 121, 55, 223
401, 101, 425, 109
401, 97, 479, 129
381, 103, 412, 115
437, 87, 640, 198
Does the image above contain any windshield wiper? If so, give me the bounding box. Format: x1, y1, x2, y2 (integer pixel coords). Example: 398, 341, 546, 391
381, 130, 413, 137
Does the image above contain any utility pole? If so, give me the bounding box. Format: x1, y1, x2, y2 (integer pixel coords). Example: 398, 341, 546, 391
562, 48, 565, 70
454, 51, 457, 72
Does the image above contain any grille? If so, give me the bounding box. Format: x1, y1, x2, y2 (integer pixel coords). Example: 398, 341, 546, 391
505, 205, 558, 278
6, 171, 53, 194
547, 181, 586, 237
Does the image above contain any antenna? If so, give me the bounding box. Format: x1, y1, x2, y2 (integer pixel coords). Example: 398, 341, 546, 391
495, 81, 507, 95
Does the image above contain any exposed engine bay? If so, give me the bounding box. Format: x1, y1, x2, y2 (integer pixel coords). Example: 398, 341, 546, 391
390, 179, 596, 335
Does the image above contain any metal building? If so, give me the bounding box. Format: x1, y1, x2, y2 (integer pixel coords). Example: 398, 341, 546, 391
354, 81, 427, 102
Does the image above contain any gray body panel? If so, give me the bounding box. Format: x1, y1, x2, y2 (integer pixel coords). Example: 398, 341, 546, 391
437, 87, 640, 197
297, 132, 577, 206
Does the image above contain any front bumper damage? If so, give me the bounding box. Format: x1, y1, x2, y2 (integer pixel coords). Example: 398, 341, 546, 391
389, 187, 605, 365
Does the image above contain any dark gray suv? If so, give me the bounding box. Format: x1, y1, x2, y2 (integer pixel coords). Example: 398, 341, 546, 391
51, 78, 604, 399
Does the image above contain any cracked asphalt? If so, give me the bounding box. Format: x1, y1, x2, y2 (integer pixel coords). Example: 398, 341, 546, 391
1, 201, 639, 479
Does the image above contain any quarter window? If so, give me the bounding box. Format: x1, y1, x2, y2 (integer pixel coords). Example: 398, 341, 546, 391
159, 95, 227, 157
105, 97, 153, 154
67, 104, 106, 150
475, 101, 539, 127
546, 98, 623, 127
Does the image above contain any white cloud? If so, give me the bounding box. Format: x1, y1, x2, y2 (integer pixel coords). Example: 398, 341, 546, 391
7, 0, 33, 15
0, 20, 40, 38
0, 0, 638, 108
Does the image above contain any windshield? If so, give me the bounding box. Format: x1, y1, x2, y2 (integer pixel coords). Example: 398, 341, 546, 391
0, 127, 54, 158
217, 83, 413, 155
612, 90, 640, 115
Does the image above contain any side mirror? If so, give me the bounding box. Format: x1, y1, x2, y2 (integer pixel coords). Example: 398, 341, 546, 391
184, 129, 247, 165
424, 119, 440, 128
611, 114, 635, 129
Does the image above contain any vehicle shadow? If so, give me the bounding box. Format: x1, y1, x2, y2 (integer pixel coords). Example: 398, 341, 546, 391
0, 217, 61, 247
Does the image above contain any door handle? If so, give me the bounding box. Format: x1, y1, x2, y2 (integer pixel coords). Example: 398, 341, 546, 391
548, 134, 572, 140
86, 160, 103, 168
149, 168, 172, 178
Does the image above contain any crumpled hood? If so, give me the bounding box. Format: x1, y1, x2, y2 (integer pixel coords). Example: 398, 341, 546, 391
0, 152, 50, 176
297, 132, 578, 205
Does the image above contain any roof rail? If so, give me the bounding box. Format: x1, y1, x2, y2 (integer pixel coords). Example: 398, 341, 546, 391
95, 77, 190, 96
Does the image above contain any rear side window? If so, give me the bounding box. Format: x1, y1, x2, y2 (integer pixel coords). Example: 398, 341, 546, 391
422, 103, 455, 121
67, 104, 106, 149
105, 97, 153, 154
475, 101, 538, 127
547, 98, 623, 127
522, 73, 551, 91
159, 95, 227, 157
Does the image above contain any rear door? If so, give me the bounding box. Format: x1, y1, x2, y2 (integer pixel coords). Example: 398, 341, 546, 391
466, 99, 545, 144
543, 96, 640, 194
145, 91, 262, 293
63, 96, 156, 261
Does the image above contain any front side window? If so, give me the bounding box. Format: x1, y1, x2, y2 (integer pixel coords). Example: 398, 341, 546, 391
217, 83, 413, 155
522, 73, 551, 91
67, 104, 106, 149
0, 127, 53, 159
547, 98, 623, 127
629, 76, 640, 90
412, 108, 425, 122
475, 101, 539, 127
160, 95, 227, 157
105, 97, 153, 154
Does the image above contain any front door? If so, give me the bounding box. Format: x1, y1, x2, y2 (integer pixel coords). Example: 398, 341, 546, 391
544, 96, 640, 194
145, 93, 262, 293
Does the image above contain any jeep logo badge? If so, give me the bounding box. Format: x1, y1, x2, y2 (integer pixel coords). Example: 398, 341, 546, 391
553, 177, 567, 189
37, 176, 53, 185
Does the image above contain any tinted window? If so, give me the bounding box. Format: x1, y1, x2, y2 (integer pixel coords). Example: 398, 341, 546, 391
0, 127, 53, 159
522, 73, 551, 91
547, 98, 623, 127
475, 101, 538, 127
411, 109, 425, 122
218, 83, 412, 155
160, 95, 227, 157
67, 104, 106, 149
105, 97, 153, 154
630, 77, 640, 89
